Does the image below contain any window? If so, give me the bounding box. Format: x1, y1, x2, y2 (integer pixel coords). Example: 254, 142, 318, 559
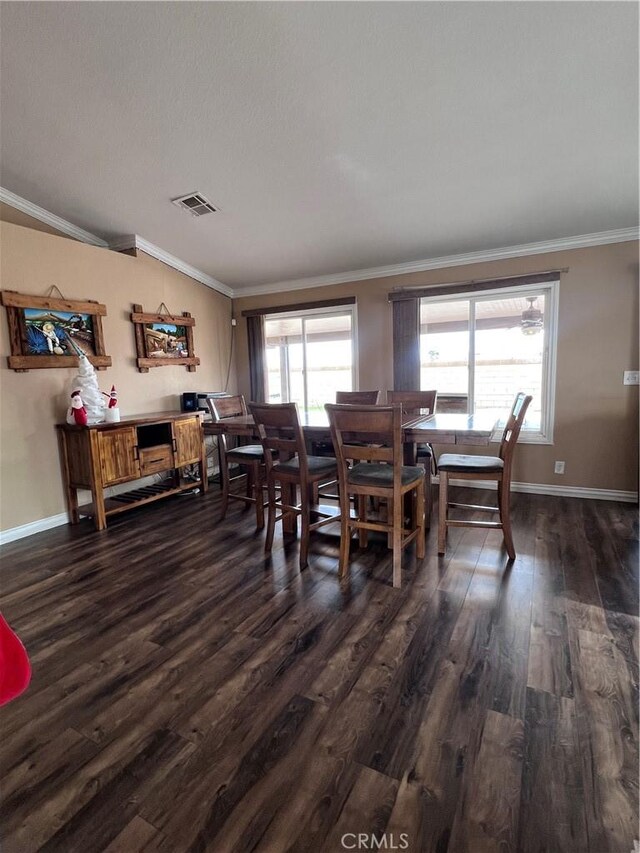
420, 281, 558, 442
264, 305, 356, 415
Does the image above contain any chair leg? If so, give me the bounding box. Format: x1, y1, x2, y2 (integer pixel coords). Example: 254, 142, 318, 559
254, 463, 265, 530
338, 490, 351, 579
424, 464, 432, 530
438, 471, 448, 555
416, 482, 425, 560
300, 493, 310, 570
243, 466, 253, 512
498, 476, 516, 560
357, 495, 368, 547
265, 478, 277, 553
280, 482, 297, 536
392, 496, 402, 588
220, 457, 230, 521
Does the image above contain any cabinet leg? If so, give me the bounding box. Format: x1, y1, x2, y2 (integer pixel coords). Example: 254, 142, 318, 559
58, 432, 80, 525
93, 491, 107, 531
66, 485, 80, 525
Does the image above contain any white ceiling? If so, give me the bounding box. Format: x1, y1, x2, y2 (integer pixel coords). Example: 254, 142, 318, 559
1, 2, 638, 293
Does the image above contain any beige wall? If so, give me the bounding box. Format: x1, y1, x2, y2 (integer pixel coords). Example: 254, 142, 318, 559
234, 242, 640, 494
1, 213, 637, 535
0, 220, 234, 531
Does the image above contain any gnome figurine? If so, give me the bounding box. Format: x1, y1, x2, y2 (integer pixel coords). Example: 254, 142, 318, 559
67, 390, 88, 426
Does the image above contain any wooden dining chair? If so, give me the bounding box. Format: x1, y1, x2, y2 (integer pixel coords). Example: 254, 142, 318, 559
326, 403, 425, 588
387, 390, 438, 527
208, 395, 266, 529
312, 389, 381, 460
249, 402, 340, 570
437, 392, 532, 559
335, 390, 381, 404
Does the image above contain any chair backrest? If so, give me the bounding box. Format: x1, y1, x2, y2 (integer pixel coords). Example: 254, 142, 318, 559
249, 402, 308, 477
208, 395, 249, 454
387, 390, 437, 417
208, 394, 247, 421
326, 403, 404, 489
335, 390, 381, 405
499, 392, 533, 467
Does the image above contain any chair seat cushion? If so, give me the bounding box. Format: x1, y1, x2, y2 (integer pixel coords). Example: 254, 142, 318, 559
416, 443, 432, 458
272, 455, 338, 477
227, 444, 264, 460
437, 454, 504, 473
348, 462, 424, 487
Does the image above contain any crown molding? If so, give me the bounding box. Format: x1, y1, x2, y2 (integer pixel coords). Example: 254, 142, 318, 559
2, 185, 636, 301
234, 226, 640, 298
109, 235, 233, 298
0, 186, 109, 247
0, 187, 232, 297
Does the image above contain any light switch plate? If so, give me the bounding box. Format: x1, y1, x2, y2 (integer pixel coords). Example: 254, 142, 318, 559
623, 370, 639, 385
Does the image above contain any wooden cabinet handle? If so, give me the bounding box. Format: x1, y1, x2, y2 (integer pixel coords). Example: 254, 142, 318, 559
133, 445, 139, 460
172, 438, 177, 452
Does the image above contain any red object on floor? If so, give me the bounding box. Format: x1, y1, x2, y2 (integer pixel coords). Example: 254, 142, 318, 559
0, 613, 31, 706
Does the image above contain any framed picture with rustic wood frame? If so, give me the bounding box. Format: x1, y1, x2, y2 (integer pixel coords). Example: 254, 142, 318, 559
0, 290, 112, 372
131, 304, 199, 372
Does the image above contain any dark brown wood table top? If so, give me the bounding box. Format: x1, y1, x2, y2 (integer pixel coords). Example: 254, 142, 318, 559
204, 411, 496, 445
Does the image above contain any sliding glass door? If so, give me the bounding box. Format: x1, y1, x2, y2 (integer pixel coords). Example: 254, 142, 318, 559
265, 307, 356, 416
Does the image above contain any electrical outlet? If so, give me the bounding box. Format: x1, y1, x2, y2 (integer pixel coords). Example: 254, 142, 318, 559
554, 461, 565, 474
623, 370, 639, 385
231, 318, 237, 327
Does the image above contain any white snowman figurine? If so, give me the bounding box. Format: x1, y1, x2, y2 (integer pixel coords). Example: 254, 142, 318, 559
65, 354, 107, 424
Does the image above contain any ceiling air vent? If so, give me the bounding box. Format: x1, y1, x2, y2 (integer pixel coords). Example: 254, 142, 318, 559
171, 192, 219, 217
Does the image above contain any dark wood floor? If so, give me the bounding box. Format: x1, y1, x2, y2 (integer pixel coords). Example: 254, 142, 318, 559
1, 485, 638, 853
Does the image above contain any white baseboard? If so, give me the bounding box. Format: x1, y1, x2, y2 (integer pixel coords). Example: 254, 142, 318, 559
0, 512, 69, 545
443, 478, 638, 503
1, 480, 636, 545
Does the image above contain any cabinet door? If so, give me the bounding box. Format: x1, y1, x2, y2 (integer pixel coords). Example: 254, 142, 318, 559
173, 417, 202, 467
98, 427, 140, 485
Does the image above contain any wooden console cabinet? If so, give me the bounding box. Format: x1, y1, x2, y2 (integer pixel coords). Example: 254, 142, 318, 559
57, 411, 207, 530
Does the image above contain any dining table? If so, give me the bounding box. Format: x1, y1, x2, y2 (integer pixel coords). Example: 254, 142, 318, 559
204, 411, 497, 534
204, 410, 497, 458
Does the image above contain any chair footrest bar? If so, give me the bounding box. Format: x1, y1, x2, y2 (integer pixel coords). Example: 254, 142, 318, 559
447, 501, 499, 512
228, 493, 258, 505
446, 519, 503, 529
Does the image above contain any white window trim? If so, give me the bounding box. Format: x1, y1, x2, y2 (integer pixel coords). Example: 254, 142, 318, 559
421, 280, 559, 445
265, 303, 359, 411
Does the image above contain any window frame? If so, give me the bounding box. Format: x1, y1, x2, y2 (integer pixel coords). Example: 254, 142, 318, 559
420, 280, 559, 444
264, 303, 359, 413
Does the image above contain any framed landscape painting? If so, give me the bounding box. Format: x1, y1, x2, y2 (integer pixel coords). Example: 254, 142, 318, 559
144, 322, 189, 359
131, 304, 199, 372
23, 308, 97, 357
1, 291, 111, 371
